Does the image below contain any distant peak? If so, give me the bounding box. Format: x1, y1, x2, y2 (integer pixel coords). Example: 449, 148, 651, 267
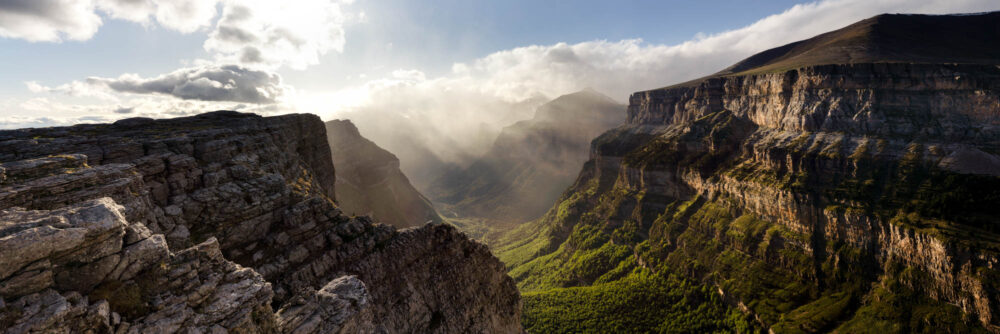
326, 119, 362, 138
557, 88, 620, 105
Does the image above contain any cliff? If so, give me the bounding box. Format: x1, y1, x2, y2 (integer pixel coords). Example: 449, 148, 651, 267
429, 90, 625, 224
0, 111, 521, 333
499, 12, 1000, 333
326, 119, 442, 228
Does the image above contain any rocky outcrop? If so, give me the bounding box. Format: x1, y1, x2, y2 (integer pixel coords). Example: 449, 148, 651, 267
0, 111, 520, 333
628, 63, 1000, 154
430, 90, 625, 224
0, 198, 274, 333
276, 276, 375, 334
503, 12, 1000, 333
326, 120, 442, 228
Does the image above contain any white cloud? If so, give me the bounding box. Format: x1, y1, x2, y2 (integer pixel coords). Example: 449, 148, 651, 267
204, 0, 353, 70
0, 0, 102, 42
0, 94, 289, 129
26, 80, 121, 101
26, 65, 288, 108
0, 0, 221, 42
0, 115, 75, 129
10, 0, 355, 119
423, 0, 1000, 102
0, 0, 357, 72
153, 0, 218, 33
90, 65, 288, 103
96, 0, 155, 23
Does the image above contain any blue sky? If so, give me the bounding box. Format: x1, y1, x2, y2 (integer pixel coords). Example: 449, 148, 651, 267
324, 0, 809, 74
0, 0, 805, 97
1, 0, 998, 131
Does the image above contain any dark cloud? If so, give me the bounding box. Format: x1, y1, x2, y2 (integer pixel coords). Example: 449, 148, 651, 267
0, 0, 57, 15
216, 25, 257, 44
93, 65, 284, 104
239, 46, 263, 63
113, 106, 135, 114
0, 0, 102, 42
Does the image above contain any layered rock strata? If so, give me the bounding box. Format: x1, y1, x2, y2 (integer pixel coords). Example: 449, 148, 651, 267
504, 12, 1000, 332
0, 111, 520, 333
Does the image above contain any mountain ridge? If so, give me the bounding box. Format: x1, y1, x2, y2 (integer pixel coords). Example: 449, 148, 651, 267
326, 119, 442, 228
663, 11, 1000, 89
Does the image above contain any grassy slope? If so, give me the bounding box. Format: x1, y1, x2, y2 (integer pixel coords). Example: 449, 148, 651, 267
522, 269, 759, 333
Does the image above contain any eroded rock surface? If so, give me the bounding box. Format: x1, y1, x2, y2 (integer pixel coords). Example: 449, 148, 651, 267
0, 111, 520, 333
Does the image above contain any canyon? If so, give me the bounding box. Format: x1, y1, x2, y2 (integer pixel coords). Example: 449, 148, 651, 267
0, 111, 520, 333
497, 12, 1000, 333
429, 89, 625, 225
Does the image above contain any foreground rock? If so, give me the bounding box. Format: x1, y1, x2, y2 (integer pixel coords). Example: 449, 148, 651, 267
0, 111, 520, 333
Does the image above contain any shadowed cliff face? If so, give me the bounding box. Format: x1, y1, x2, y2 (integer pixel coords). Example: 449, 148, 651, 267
326, 119, 442, 228
0, 111, 521, 333
500, 12, 1000, 333
429, 90, 626, 224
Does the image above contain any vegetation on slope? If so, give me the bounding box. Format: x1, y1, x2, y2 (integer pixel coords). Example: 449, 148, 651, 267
522, 269, 760, 333
485, 13, 1000, 332
492, 108, 995, 332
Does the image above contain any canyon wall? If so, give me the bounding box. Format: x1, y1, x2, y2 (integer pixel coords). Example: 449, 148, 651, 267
326, 119, 442, 228
0, 111, 521, 333
503, 63, 1000, 332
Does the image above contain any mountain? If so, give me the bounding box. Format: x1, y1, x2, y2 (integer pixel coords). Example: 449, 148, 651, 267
496, 12, 1000, 333
338, 96, 547, 194
326, 119, 442, 228
0, 111, 520, 333
429, 89, 626, 225
671, 11, 1000, 87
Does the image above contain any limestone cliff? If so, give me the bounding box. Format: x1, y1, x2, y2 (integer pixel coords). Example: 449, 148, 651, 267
500, 12, 1000, 333
0, 111, 521, 333
326, 119, 442, 228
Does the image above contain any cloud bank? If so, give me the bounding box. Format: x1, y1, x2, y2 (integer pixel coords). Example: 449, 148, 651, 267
0, 0, 102, 42
91, 65, 286, 103
204, 0, 351, 70
382, 0, 1000, 103
6, 0, 356, 121
0, 0, 220, 42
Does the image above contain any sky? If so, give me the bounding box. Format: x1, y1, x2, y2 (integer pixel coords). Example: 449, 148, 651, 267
1, 0, 999, 139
